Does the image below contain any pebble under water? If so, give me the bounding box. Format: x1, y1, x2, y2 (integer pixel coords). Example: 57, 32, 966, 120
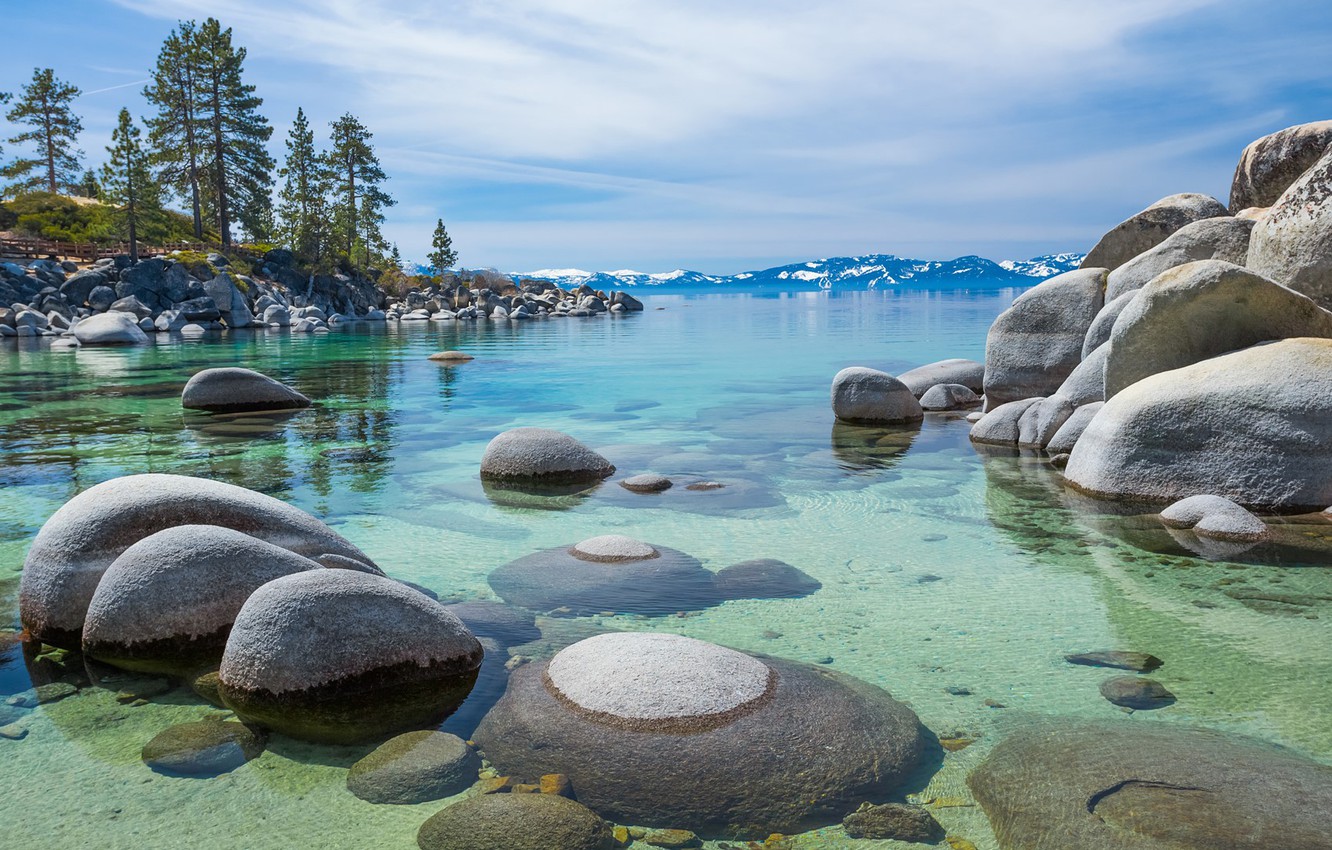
2, 287, 1332, 849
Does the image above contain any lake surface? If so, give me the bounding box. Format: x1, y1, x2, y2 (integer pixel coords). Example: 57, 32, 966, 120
2, 287, 1331, 849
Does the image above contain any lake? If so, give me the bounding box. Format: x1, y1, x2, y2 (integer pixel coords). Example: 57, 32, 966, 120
2, 287, 1331, 848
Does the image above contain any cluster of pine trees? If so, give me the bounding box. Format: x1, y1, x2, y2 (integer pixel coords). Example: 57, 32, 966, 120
0, 17, 457, 272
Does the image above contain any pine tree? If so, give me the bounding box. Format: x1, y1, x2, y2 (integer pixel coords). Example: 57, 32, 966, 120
194, 18, 275, 247
427, 218, 458, 273
144, 21, 207, 239
3, 68, 83, 196
100, 108, 160, 262
277, 107, 330, 261
326, 113, 394, 268
78, 169, 99, 199
390, 243, 403, 270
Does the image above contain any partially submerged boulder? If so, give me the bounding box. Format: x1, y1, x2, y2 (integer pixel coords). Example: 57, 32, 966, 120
479, 428, 615, 485
1045, 402, 1103, 455
1248, 145, 1332, 309
473, 633, 928, 838
181, 367, 311, 413
713, 559, 821, 600
141, 719, 267, 777
1104, 217, 1254, 302
1103, 261, 1332, 397
969, 398, 1043, 446
20, 473, 378, 650
219, 570, 484, 744
1081, 193, 1229, 272
82, 524, 321, 675
983, 269, 1105, 408
919, 383, 980, 411
416, 793, 614, 850
1064, 338, 1332, 509
347, 730, 480, 804
71, 311, 149, 346
1230, 120, 1332, 212
896, 358, 985, 397
1160, 495, 1268, 541
969, 720, 1332, 850
440, 601, 541, 647
830, 367, 924, 424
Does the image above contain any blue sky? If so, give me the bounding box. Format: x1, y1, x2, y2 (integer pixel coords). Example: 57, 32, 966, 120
5, 0, 1332, 273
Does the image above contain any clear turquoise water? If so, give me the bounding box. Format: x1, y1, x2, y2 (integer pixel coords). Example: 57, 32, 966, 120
2, 288, 1331, 849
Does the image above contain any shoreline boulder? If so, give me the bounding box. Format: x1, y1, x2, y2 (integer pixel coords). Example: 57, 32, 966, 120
20, 473, 379, 650
830, 367, 923, 424
1248, 145, 1332, 309
896, 358, 985, 397
1104, 217, 1254, 302
72, 311, 149, 346
181, 367, 312, 413
1160, 494, 1268, 541
1230, 120, 1332, 212
1080, 193, 1229, 272
219, 570, 484, 744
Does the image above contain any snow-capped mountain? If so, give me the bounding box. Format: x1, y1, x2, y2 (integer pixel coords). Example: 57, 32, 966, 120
510, 253, 1083, 290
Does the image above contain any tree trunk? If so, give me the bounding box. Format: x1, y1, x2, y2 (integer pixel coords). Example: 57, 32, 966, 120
42, 93, 56, 193
183, 65, 204, 240
211, 73, 230, 247
127, 160, 139, 264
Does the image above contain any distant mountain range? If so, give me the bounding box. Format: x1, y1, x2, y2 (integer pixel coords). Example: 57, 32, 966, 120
417, 253, 1084, 291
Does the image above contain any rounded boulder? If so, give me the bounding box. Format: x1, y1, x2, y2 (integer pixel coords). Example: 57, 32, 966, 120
72, 311, 149, 345
473, 633, 928, 838
347, 730, 481, 804
919, 383, 980, 411
830, 367, 924, 425
142, 719, 267, 777
1230, 120, 1332, 212
82, 524, 322, 675
218, 570, 484, 744
1081, 193, 1229, 272
713, 559, 821, 600
181, 367, 311, 413
417, 793, 614, 850
20, 473, 379, 650
479, 428, 615, 485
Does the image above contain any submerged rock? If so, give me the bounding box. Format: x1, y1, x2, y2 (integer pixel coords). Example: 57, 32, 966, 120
218, 570, 483, 744
1064, 651, 1163, 673
713, 559, 821, 600
474, 633, 928, 838
969, 720, 1332, 850
1160, 495, 1268, 541
141, 719, 266, 777
1081, 193, 1229, 272
1098, 676, 1176, 710
181, 367, 312, 413
81, 524, 321, 676
347, 730, 480, 804
479, 428, 615, 485
830, 367, 924, 425
842, 802, 944, 843
440, 601, 540, 647
428, 351, 474, 362
416, 793, 614, 850
19, 473, 378, 650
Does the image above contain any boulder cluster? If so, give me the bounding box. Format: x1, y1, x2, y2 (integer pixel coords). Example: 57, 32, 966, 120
391, 278, 644, 322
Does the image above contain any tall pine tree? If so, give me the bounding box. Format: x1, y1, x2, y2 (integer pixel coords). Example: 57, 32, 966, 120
326, 113, 394, 267
194, 17, 274, 246
427, 219, 458, 273
277, 107, 330, 261
144, 21, 207, 239
100, 109, 160, 262
3, 68, 82, 196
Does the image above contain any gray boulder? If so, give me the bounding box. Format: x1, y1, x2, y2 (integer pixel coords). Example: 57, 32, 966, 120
830, 367, 924, 424
896, 358, 985, 397
87, 285, 116, 312
919, 382, 980, 411
141, 719, 266, 777
1248, 145, 1332, 309
1056, 343, 1109, 406
1082, 291, 1137, 359
1017, 395, 1076, 449
479, 428, 615, 484
182, 367, 312, 413
1045, 402, 1104, 454
262, 304, 291, 326
60, 269, 109, 306
176, 296, 221, 322
969, 397, 1043, 446
713, 558, 821, 600
1230, 120, 1332, 212
82, 524, 322, 675
347, 730, 480, 804
1103, 261, 1332, 397
983, 268, 1106, 408
19, 473, 378, 649
1105, 216, 1254, 301
219, 570, 484, 744
473, 633, 927, 838
1081, 193, 1229, 271
416, 793, 614, 850
1160, 494, 1268, 541
1065, 337, 1332, 508
971, 721, 1332, 849
71, 311, 148, 346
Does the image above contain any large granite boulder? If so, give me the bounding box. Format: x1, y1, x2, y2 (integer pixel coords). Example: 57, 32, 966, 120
474, 633, 929, 839
417, 793, 614, 850
1081, 193, 1229, 272
1082, 291, 1137, 359
1104, 217, 1254, 301
896, 358, 985, 397
479, 428, 615, 485
968, 720, 1332, 850
81, 524, 322, 675
1102, 261, 1332, 397
487, 535, 720, 616
969, 398, 1043, 446
219, 570, 484, 744
830, 367, 924, 424
1046, 401, 1103, 454
72, 311, 149, 346
1055, 343, 1108, 406
59, 269, 109, 306
983, 269, 1105, 408
347, 730, 481, 804
181, 367, 312, 413
1065, 338, 1332, 509
19, 473, 378, 649
1248, 146, 1332, 309
1230, 120, 1332, 212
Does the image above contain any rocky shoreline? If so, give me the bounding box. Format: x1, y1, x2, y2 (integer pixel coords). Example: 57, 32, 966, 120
0, 248, 644, 346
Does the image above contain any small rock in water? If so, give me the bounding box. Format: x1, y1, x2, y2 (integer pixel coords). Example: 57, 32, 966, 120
0, 722, 29, 740
1065, 651, 1163, 672
539, 773, 573, 798
191, 671, 225, 706
842, 802, 945, 842
141, 719, 267, 776
8, 682, 76, 707
1099, 676, 1177, 710
921, 533, 948, 542
685, 481, 725, 491
428, 350, 474, 362
620, 473, 673, 493
939, 735, 976, 752
346, 730, 481, 804
115, 677, 172, 704
1049, 452, 1071, 469
643, 828, 702, 848
917, 574, 943, 583
945, 686, 973, 696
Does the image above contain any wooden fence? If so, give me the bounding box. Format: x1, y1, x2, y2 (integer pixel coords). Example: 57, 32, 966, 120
0, 235, 210, 263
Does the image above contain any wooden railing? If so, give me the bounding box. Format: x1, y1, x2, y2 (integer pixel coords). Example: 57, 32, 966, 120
0, 235, 210, 263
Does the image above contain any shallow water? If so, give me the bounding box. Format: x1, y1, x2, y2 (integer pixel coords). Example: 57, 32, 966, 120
2, 288, 1331, 849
